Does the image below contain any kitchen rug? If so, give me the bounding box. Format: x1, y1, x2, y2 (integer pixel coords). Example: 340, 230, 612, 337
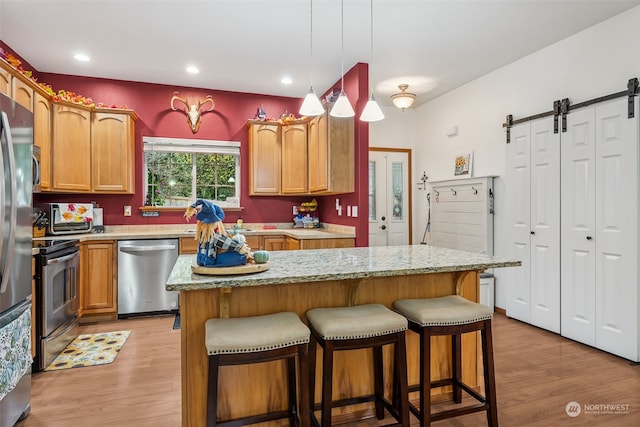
44, 330, 131, 371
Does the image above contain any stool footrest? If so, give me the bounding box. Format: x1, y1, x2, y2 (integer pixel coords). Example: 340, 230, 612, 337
217, 410, 294, 427
430, 403, 490, 422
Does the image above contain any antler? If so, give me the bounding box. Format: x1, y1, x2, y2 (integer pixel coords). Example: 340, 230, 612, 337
170, 91, 189, 111
198, 95, 215, 112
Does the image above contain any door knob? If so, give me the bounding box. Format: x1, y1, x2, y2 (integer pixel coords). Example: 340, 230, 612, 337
380, 225, 387, 230
586, 236, 593, 240
381, 216, 386, 221
530, 231, 535, 235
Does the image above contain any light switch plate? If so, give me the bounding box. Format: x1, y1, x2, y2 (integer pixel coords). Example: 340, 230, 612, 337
124, 205, 132, 217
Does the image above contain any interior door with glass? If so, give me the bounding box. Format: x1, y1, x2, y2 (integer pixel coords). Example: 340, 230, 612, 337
368, 149, 410, 246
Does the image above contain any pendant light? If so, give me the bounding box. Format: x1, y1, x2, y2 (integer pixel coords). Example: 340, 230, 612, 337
360, 0, 384, 122
330, 0, 355, 118
299, 0, 324, 116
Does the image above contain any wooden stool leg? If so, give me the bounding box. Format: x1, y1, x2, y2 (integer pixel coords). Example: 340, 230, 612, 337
308, 335, 318, 425
287, 356, 297, 427
373, 345, 385, 420
482, 320, 498, 427
321, 340, 334, 427
452, 333, 462, 404
298, 344, 311, 427
207, 355, 220, 427
420, 329, 431, 427
395, 332, 410, 427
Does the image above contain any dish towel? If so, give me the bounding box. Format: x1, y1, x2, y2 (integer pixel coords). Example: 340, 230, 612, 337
57, 203, 94, 223
0, 307, 31, 401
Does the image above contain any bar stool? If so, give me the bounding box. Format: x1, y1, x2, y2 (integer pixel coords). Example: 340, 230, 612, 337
205, 312, 311, 427
393, 295, 498, 427
306, 303, 410, 427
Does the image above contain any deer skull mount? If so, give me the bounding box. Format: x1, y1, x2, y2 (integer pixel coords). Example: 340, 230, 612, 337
170, 92, 215, 133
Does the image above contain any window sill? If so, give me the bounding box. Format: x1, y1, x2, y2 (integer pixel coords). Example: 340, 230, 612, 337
139, 206, 244, 212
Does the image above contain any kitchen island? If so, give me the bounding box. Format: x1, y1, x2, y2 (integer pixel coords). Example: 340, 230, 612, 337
167, 245, 520, 427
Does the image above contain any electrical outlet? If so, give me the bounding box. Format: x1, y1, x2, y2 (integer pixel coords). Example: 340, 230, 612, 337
124, 206, 132, 217
352, 206, 358, 217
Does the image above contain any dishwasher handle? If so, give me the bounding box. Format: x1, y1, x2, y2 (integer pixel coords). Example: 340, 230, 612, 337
119, 244, 177, 252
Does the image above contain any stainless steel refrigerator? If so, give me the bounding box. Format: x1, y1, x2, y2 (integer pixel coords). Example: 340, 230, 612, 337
0, 93, 33, 426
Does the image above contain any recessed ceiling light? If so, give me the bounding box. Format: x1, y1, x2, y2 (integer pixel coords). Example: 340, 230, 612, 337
186, 65, 200, 74
281, 76, 293, 85
73, 53, 90, 62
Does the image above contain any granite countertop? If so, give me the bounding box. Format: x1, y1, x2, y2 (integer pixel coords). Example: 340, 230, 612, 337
32, 223, 355, 244
166, 245, 521, 291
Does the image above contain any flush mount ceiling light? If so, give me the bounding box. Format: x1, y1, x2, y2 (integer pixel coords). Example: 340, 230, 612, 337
391, 84, 416, 111
359, 0, 384, 122
299, 0, 324, 117
73, 53, 90, 62
330, 0, 355, 118
186, 65, 200, 74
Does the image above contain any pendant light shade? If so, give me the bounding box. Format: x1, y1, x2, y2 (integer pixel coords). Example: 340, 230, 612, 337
299, 0, 324, 117
331, 90, 356, 118
330, 0, 354, 118
360, 0, 384, 122
360, 93, 384, 122
300, 86, 325, 116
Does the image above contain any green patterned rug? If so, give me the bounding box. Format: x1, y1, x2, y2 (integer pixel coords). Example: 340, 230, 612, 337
44, 330, 131, 371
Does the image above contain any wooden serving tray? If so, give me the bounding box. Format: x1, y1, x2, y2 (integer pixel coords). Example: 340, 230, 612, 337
191, 262, 269, 276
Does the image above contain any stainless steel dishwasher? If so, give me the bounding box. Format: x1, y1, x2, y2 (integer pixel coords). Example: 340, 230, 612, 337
117, 239, 179, 317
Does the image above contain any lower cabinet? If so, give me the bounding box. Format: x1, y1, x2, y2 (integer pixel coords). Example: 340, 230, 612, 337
179, 234, 354, 253
80, 240, 116, 320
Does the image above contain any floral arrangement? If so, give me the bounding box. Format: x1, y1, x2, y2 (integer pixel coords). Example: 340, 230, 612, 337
0, 47, 129, 109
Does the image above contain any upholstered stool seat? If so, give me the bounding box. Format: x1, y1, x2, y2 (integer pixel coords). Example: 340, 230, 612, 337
306, 304, 410, 427
205, 312, 311, 427
394, 295, 498, 427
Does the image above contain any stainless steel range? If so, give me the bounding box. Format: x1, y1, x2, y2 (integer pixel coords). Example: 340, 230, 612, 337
33, 239, 80, 372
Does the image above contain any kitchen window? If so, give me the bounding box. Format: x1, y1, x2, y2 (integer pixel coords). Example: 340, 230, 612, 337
142, 137, 241, 208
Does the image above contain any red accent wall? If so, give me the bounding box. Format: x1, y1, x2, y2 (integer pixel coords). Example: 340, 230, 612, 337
3, 39, 371, 245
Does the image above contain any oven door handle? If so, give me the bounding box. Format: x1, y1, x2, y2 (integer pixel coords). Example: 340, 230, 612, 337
47, 252, 79, 265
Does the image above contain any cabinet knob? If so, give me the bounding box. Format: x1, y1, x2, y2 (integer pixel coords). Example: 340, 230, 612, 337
530, 231, 535, 235
586, 236, 593, 240
380, 225, 387, 230
381, 216, 386, 221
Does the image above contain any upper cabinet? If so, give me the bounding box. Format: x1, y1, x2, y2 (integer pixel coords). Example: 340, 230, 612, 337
247, 109, 354, 196
0, 60, 34, 111
308, 109, 354, 194
248, 121, 281, 195
34, 91, 52, 190
92, 109, 137, 193
51, 103, 137, 194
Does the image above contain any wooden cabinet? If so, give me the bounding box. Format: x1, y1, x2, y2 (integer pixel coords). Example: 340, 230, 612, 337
244, 235, 261, 251
248, 114, 353, 196
80, 240, 116, 319
308, 109, 354, 194
248, 121, 281, 195
52, 102, 92, 192
0, 63, 11, 97
298, 238, 354, 249
281, 123, 308, 194
91, 109, 137, 193
262, 235, 287, 251
179, 237, 199, 254
11, 75, 34, 111
51, 103, 137, 193
34, 91, 52, 190
286, 236, 300, 250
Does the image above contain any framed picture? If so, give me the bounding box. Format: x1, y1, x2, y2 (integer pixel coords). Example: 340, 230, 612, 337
454, 152, 473, 176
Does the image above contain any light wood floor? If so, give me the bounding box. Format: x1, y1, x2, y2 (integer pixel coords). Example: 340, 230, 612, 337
17, 313, 640, 427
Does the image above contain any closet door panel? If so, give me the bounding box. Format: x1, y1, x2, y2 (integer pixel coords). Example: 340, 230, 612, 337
505, 124, 531, 323
561, 107, 596, 345
594, 98, 638, 360
529, 119, 560, 332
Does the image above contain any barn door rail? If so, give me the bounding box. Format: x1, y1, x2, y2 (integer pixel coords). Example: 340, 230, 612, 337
503, 77, 639, 143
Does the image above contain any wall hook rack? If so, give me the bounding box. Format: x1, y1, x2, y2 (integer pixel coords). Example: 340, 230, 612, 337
471, 186, 478, 195
451, 188, 457, 196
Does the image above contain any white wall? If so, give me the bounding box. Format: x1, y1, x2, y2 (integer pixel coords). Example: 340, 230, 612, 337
371, 6, 640, 309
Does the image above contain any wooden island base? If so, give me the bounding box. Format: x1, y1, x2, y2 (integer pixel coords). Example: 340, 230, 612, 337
179, 270, 481, 427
